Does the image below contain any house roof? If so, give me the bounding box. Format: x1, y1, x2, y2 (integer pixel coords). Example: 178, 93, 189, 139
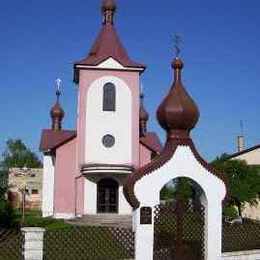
39, 129, 76, 152
140, 132, 162, 154
40, 130, 161, 154
227, 144, 260, 160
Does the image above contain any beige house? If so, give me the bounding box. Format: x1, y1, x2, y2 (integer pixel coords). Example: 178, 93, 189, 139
8, 168, 43, 210
228, 137, 260, 220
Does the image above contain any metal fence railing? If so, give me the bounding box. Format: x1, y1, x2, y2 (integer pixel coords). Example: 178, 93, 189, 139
0, 229, 23, 260
43, 226, 135, 260
222, 218, 260, 253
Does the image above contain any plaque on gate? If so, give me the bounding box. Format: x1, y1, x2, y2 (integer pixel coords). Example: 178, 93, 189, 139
140, 207, 152, 224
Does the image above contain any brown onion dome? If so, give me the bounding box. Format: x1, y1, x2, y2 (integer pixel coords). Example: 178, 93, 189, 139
140, 93, 149, 122
50, 91, 65, 131
157, 57, 200, 139
139, 93, 149, 137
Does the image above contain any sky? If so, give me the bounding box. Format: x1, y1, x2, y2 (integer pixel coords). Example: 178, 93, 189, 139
0, 0, 260, 161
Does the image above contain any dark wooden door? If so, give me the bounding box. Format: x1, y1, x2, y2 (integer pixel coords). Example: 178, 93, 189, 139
97, 178, 118, 213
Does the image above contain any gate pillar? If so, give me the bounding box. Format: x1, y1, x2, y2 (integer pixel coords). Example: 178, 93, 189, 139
134, 208, 154, 260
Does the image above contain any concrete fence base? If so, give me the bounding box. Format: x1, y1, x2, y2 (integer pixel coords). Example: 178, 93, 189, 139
21, 227, 45, 260
222, 250, 260, 260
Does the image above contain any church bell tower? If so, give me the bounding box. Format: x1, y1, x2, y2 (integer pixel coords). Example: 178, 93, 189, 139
74, 0, 145, 214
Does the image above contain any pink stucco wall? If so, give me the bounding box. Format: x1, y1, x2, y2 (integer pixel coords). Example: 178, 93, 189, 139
77, 69, 140, 169
139, 143, 152, 167
54, 138, 77, 215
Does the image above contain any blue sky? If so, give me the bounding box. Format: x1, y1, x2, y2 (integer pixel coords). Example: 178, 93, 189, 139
0, 0, 260, 161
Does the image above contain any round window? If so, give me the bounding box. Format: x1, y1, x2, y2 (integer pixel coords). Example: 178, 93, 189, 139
102, 135, 115, 148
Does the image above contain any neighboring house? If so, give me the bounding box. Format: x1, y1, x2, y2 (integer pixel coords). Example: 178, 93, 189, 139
228, 136, 260, 220
39, 1, 162, 219
8, 168, 43, 210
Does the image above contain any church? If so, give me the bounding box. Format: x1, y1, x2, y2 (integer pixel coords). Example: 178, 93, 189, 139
40, 0, 161, 219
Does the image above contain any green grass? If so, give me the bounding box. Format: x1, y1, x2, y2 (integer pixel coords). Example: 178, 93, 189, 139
21, 210, 72, 230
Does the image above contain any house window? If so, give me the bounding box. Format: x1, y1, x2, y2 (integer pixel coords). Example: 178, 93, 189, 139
103, 83, 116, 111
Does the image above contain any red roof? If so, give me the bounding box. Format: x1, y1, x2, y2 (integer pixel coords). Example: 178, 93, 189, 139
40, 129, 162, 154
140, 132, 162, 154
76, 24, 145, 69
39, 129, 76, 152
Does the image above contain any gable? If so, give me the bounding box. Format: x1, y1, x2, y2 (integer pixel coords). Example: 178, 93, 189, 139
97, 57, 125, 69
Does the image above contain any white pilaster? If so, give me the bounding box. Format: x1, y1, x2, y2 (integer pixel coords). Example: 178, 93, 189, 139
118, 185, 132, 215
84, 178, 97, 214
134, 209, 154, 260
42, 155, 54, 217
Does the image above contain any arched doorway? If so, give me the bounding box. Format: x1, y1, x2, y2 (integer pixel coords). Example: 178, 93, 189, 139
154, 177, 205, 260
97, 178, 119, 214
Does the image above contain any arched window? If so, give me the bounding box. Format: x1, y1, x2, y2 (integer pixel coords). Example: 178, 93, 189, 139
103, 83, 116, 111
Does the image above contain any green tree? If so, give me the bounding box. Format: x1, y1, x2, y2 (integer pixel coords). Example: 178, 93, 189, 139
1, 139, 42, 169
0, 168, 19, 228
211, 154, 260, 218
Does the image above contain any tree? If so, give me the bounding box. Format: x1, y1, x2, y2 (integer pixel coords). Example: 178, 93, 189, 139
0, 168, 19, 228
1, 139, 42, 169
211, 154, 260, 218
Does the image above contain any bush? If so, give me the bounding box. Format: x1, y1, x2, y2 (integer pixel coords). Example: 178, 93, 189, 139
0, 200, 20, 228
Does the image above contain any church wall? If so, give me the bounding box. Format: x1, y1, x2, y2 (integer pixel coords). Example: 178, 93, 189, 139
54, 139, 77, 219
139, 143, 152, 167
77, 69, 140, 168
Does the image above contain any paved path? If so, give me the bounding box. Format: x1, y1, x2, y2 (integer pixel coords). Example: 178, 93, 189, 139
66, 214, 132, 228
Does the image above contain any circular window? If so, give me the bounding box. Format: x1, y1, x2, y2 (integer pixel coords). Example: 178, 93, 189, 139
102, 135, 115, 148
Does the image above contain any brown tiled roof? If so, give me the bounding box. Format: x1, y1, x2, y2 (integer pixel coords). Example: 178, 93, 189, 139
140, 132, 162, 154
39, 129, 76, 152
40, 129, 162, 155
227, 145, 260, 160
75, 24, 145, 70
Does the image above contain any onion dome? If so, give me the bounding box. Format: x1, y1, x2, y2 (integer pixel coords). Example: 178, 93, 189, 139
50, 89, 65, 131
102, 0, 117, 25
139, 93, 149, 137
157, 57, 199, 139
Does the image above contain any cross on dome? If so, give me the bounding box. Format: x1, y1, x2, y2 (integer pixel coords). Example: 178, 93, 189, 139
101, 0, 117, 25
50, 79, 65, 131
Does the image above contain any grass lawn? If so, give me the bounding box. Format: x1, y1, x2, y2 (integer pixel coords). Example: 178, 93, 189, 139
21, 210, 72, 230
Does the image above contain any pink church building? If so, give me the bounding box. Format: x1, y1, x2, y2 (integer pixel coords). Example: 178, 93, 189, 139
40, 0, 161, 219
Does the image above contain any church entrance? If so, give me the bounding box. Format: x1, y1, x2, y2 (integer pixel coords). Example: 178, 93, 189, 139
97, 178, 119, 213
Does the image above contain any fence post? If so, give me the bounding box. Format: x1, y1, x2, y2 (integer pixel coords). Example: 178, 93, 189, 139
21, 227, 45, 260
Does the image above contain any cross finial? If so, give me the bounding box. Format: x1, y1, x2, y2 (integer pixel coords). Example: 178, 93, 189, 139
102, 0, 116, 25
173, 34, 182, 58
55, 78, 62, 102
